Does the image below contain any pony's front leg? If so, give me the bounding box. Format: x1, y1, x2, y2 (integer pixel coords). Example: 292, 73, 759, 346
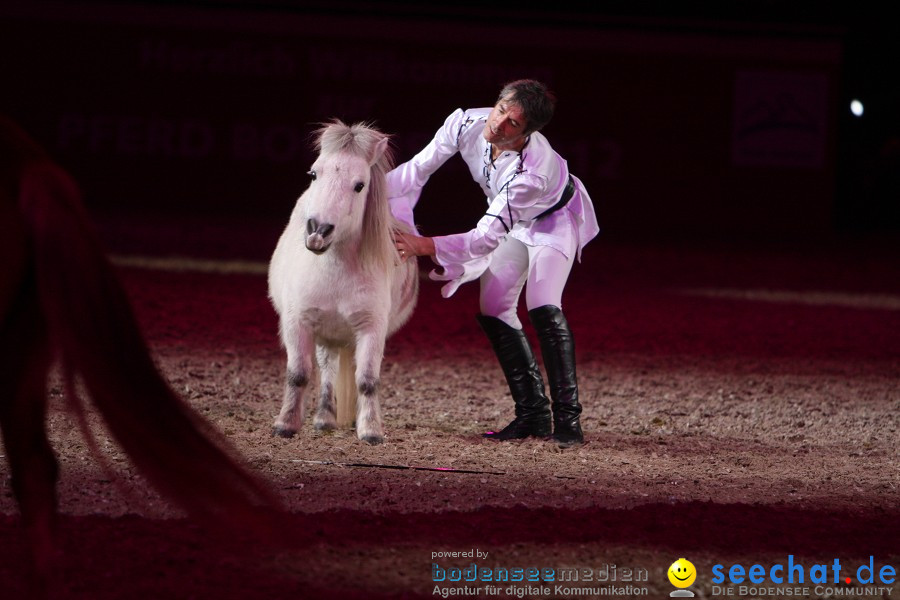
273, 321, 315, 438
313, 344, 338, 432
353, 328, 387, 445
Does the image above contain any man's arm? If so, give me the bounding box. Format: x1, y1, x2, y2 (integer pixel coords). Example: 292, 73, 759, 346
386, 108, 468, 201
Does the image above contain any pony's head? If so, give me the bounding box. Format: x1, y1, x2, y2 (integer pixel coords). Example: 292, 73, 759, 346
301, 120, 395, 270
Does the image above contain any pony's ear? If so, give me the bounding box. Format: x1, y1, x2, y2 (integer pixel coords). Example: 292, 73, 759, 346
369, 136, 390, 166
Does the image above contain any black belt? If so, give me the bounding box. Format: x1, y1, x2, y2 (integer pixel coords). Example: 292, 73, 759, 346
536, 174, 575, 220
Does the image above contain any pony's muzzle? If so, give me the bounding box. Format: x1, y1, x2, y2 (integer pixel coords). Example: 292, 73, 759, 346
305, 218, 335, 254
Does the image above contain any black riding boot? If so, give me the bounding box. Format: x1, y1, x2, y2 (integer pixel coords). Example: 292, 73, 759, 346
477, 314, 552, 440
529, 305, 584, 447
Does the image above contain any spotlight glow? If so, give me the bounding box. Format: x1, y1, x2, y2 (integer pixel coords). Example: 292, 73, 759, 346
850, 99, 864, 117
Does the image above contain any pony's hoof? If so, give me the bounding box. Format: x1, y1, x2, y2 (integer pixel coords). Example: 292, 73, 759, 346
272, 426, 296, 438
360, 434, 384, 445
314, 421, 337, 433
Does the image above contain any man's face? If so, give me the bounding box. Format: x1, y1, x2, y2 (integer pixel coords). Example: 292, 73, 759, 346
483, 95, 529, 150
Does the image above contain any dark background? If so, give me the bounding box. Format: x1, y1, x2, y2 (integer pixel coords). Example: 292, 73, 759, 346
2, 1, 898, 253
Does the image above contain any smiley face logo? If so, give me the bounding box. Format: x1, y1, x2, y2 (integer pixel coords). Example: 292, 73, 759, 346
668, 558, 697, 588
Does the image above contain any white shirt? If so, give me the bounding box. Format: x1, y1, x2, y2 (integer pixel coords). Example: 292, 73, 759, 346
387, 107, 600, 296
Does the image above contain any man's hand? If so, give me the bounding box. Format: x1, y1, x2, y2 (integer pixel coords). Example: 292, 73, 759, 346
393, 231, 435, 262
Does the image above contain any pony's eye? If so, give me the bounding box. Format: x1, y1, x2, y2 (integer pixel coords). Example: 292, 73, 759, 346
307, 170, 317, 181
354, 182, 364, 193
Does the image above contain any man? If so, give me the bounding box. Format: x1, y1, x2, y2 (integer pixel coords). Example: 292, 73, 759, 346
390, 79, 599, 447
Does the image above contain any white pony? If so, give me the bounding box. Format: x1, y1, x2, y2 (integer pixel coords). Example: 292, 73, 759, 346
268, 120, 418, 444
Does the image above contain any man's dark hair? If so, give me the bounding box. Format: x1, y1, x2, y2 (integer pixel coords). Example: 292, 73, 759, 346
497, 79, 557, 135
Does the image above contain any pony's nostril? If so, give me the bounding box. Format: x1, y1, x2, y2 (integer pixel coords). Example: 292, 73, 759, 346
306, 218, 317, 235
319, 223, 335, 238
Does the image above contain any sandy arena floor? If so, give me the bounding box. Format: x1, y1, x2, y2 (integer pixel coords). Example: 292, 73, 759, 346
1, 237, 898, 599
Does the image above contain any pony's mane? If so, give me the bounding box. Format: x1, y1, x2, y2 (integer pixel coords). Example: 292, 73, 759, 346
314, 120, 399, 273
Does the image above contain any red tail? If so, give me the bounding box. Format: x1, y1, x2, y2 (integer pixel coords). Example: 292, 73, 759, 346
14, 126, 282, 525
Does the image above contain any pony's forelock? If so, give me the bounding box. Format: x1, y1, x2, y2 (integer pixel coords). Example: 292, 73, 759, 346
315, 119, 395, 172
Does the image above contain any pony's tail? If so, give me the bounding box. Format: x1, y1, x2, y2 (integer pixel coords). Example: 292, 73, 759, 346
334, 347, 356, 428
18, 161, 283, 528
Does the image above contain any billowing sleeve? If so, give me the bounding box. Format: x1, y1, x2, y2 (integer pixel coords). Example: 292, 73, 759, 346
428, 172, 554, 296
433, 172, 551, 264
386, 108, 467, 203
